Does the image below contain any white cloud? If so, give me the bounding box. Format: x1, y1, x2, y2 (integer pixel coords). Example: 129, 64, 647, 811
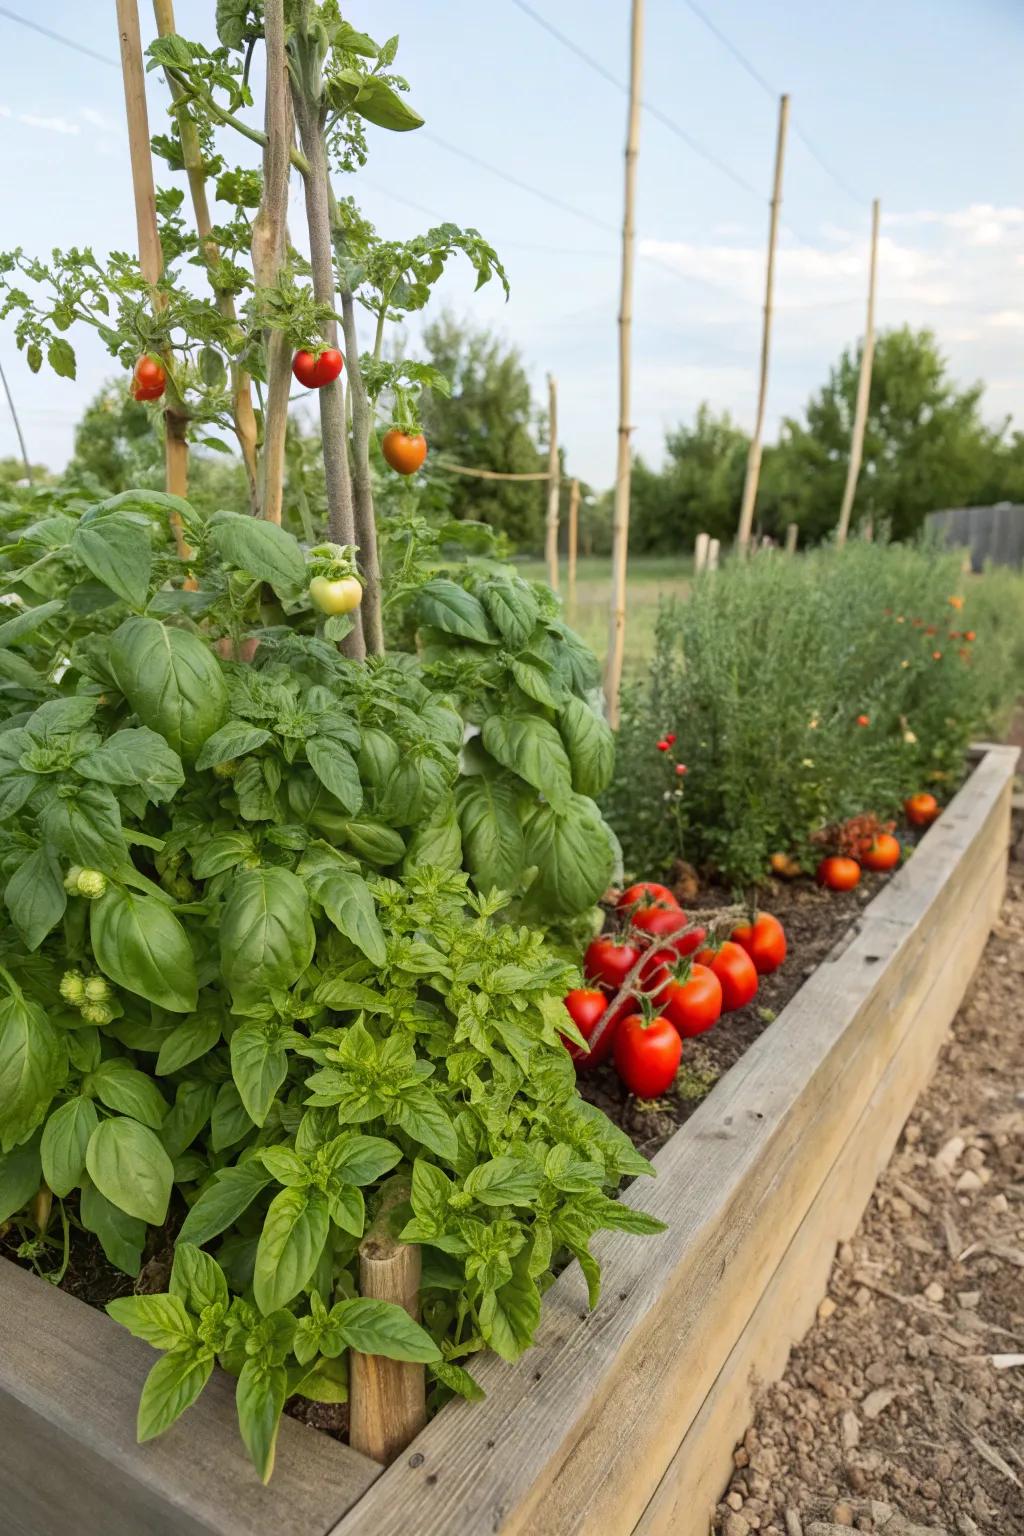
17, 113, 80, 136
80, 107, 118, 132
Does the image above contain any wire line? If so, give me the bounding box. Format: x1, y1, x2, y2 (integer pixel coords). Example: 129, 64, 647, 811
0, 5, 118, 67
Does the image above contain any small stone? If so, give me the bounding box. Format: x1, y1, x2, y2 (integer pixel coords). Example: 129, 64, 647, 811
854, 1286, 873, 1308
847, 1463, 867, 1493
832, 1507, 855, 1529
727, 1491, 745, 1511
734, 1447, 750, 1468
905, 1122, 922, 1144
962, 1146, 985, 1170
818, 1296, 838, 1321
990, 1192, 1009, 1214
957, 1291, 981, 1309
907, 1334, 930, 1359
923, 1281, 945, 1303
870, 1503, 895, 1526
865, 1361, 889, 1386
862, 1387, 897, 1419
838, 1241, 855, 1266
841, 1409, 861, 1449
955, 1170, 983, 1193
723, 1515, 751, 1536
933, 1134, 965, 1174
890, 1196, 913, 1219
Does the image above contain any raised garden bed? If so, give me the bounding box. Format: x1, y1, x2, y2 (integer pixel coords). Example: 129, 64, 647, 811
0, 744, 1015, 1536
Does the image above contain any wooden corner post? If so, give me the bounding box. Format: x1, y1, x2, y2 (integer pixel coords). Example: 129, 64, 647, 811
115, 0, 190, 546
349, 1185, 425, 1466
735, 92, 789, 556
836, 198, 881, 547
567, 476, 580, 610
604, 0, 645, 729
545, 374, 561, 592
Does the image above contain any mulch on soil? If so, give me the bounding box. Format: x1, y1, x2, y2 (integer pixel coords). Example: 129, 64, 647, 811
712, 837, 1024, 1536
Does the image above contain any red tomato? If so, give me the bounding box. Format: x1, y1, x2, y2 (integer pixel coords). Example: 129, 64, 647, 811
861, 833, 901, 872
694, 940, 759, 1012
613, 1014, 682, 1097
731, 912, 787, 975
630, 903, 704, 957
381, 429, 428, 475
561, 988, 623, 1069
616, 882, 679, 911
584, 936, 640, 991
131, 355, 166, 401
904, 792, 939, 828
816, 855, 862, 891
292, 348, 344, 389
661, 963, 723, 1039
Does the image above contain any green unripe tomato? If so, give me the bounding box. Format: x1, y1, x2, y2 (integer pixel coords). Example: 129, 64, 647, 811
76, 870, 108, 900
63, 865, 84, 893
83, 977, 110, 1003
59, 970, 86, 1004
309, 575, 363, 615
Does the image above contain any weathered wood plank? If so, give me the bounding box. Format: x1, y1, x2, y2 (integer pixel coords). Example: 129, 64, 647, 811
634, 828, 1008, 1536
329, 748, 1013, 1536
0, 1257, 380, 1536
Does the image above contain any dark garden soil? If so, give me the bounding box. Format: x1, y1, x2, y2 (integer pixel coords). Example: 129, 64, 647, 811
711, 825, 1024, 1536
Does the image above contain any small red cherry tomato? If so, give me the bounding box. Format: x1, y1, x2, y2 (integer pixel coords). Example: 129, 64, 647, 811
131, 355, 166, 401
904, 792, 939, 828
561, 987, 625, 1069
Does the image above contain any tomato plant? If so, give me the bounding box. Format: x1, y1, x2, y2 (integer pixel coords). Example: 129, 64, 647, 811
731, 912, 787, 975
613, 1015, 682, 1098
694, 941, 758, 1012
660, 963, 722, 1039
816, 855, 862, 891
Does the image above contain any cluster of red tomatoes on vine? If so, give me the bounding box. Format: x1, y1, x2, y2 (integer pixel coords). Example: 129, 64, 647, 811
129, 348, 428, 475
560, 884, 787, 1099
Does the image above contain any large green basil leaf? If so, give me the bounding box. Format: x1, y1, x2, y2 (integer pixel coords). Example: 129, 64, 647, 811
210, 1080, 254, 1152
377, 754, 450, 826
220, 868, 315, 1006
480, 577, 539, 649
455, 773, 525, 893
522, 795, 615, 917
208, 511, 305, 593
333, 1298, 440, 1361
306, 737, 362, 814
314, 871, 387, 967
194, 722, 271, 771
137, 1349, 214, 1443
88, 1058, 169, 1130
481, 713, 573, 809
253, 1186, 329, 1314
160, 1080, 217, 1159
558, 694, 615, 797
76, 728, 185, 804
156, 1013, 223, 1076
511, 655, 562, 709
546, 619, 602, 694
41, 1095, 98, 1197
4, 843, 66, 950
0, 1134, 42, 1222
357, 728, 400, 802
109, 616, 229, 761
106, 1293, 195, 1351
236, 1358, 288, 1484
417, 579, 493, 643
39, 782, 126, 868
230, 1022, 294, 1127
85, 1116, 174, 1225
0, 992, 68, 1152
0, 598, 63, 648
341, 819, 405, 867
80, 1183, 146, 1275
462, 1155, 542, 1208
71, 513, 152, 608
91, 888, 198, 1012
176, 1160, 273, 1247
478, 1254, 541, 1362
404, 794, 462, 875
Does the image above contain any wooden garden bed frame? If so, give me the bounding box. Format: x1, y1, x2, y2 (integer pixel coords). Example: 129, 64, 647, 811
0, 744, 1015, 1536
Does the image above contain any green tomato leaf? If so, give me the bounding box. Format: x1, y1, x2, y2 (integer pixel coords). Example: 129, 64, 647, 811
91, 888, 198, 1012
85, 1116, 174, 1225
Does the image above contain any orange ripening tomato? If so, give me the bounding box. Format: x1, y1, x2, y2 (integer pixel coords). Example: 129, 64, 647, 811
731, 912, 787, 975
381, 429, 428, 475
816, 856, 861, 891
131, 355, 166, 401
904, 792, 939, 828
770, 852, 802, 880
861, 833, 901, 872
693, 940, 758, 1012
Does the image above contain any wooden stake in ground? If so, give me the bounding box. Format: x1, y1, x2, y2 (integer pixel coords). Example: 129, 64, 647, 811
836, 198, 881, 547
567, 477, 580, 611
349, 1184, 425, 1465
604, 0, 645, 729
251, 0, 292, 528
694, 531, 709, 574
545, 373, 561, 592
735, 93, 790, 556
785, 522, 798, 555
115, 0, 190, 546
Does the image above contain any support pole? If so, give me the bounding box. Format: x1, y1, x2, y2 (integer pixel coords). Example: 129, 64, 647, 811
836, 198, 881, 547
251, 0, 292, 528
707, 537, 720, 571
604, 0, 644, 728
0, 359, 33, 485
735, 93, 789, 556
694, 531, 709, 574
544, 373, 560, 592
116, 0, 190, 546
785, 521, 798, 555
349, 1184, 425, 1466
567, 476, 580, 611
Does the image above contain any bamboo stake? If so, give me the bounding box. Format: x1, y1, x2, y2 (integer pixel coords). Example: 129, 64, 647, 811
340, 287, 385, 655
604, 0, 644, 729
694, 531, 709, 574
0, 358, 33, 485
836, 197, 880, 547
785, 521, 798, 555
251, 0, 292, 528
736, 93, 789, 556
544, 373, 560, 592
435, 463, 549, 482
152, 0, 260, 513
116, 0, 190, 556
567, 476, 580, 611
349, 1183, 425, 1465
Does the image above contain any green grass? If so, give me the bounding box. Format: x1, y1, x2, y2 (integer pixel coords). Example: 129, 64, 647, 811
515, 555, 693, 669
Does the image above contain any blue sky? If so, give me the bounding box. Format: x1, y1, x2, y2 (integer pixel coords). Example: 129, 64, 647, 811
1, 0, 1023, 487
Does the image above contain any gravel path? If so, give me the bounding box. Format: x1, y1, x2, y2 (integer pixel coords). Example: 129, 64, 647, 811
713, 834, 1024, 1536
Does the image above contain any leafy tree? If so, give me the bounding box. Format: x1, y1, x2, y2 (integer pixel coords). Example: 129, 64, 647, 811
762, 327, 1005, 541
419, 312, 546, 548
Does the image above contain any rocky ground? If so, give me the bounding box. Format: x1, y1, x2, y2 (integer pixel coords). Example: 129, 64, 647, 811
713, 836, 1024, 1536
